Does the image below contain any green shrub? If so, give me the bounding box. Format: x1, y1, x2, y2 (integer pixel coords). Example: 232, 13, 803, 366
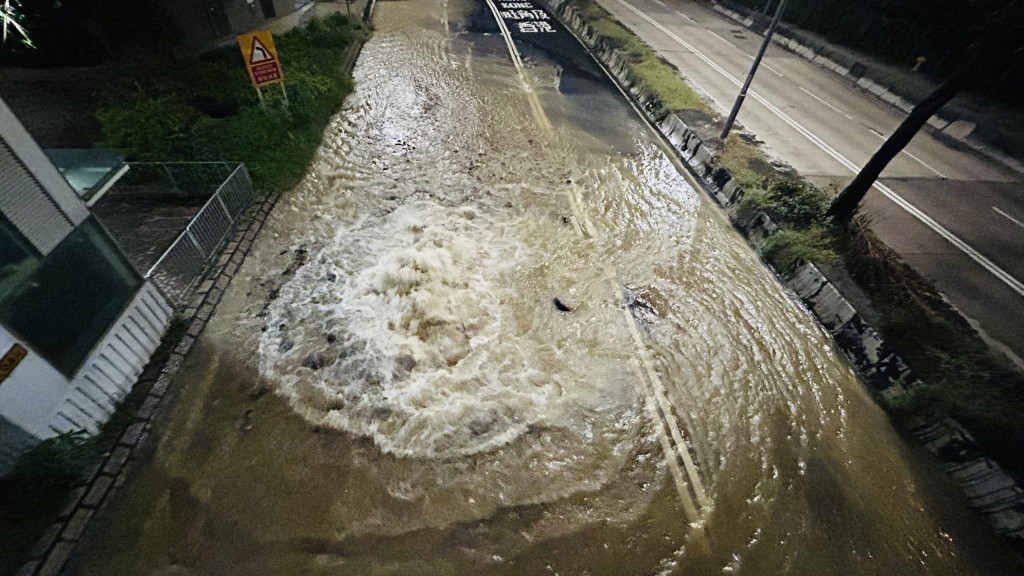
97, 14, 365, 191
739, 177, 831, 229
761, 227, 837, 272
97, 94, 201, 161
8, 431, 98, 489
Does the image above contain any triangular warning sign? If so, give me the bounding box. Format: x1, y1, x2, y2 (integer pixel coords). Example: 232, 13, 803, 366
250, 37, 275, 64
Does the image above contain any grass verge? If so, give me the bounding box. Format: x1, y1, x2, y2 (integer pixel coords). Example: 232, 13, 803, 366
837, 219, 1024, 475
566, 0, 710, 117
96, 13, 368, 192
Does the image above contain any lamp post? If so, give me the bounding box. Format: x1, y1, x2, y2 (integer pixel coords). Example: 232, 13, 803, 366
720, 0, 788, 139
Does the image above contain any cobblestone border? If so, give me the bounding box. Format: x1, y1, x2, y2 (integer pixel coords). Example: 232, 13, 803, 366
15, 189, 284, 576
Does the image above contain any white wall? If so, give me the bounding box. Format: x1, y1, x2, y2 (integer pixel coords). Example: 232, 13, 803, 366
0, 281, 172, 473
0, 326, 71, 441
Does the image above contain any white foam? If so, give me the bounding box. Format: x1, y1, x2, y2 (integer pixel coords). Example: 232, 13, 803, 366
258, 199, 639, 459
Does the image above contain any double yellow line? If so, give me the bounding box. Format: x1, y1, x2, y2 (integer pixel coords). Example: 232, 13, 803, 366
482, 0, 554, 134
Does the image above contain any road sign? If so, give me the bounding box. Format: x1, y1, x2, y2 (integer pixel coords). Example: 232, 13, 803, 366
237, 30, 284, 88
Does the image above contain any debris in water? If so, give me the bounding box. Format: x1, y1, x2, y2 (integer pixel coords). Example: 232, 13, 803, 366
326, 273, 337, 282
282, 248, 308, 276
249, 384, 271, 400
561, 215, 572, 225
241, 409, 255, 431
394, 354, 417, 375
553, 298, 572, 312
326, 333, 337, 344
302, 352, 331, 370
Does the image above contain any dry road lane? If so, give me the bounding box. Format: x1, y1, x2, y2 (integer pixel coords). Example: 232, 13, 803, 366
598, 0, 1024, 365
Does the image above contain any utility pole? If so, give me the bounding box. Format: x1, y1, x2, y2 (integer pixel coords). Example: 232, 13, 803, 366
720, 0, 788, 139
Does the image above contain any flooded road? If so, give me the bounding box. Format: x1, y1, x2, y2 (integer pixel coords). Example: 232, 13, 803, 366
77, 0, 1023, 574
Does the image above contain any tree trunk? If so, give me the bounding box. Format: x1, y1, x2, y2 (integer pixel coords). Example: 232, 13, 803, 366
826, 64, 975, 222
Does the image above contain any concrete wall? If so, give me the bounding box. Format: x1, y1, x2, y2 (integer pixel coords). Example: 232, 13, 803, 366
160, 0, 310, 53
545, 0, 1024, 541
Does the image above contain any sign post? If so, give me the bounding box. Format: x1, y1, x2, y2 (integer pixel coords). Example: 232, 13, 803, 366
237, 30, 287, 106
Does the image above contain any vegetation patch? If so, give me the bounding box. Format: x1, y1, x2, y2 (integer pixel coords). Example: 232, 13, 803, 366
97, 14, 368, 192
717, 134, 775, 188
836, 220, 1024, 475
567, 0, 710, 117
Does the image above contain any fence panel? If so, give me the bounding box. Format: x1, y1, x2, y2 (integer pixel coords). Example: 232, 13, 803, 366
110, 162, 239, 199
144, 164, 256, 307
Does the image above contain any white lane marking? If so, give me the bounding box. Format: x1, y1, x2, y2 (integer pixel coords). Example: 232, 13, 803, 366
615, 0, 1024, 298
799, 86, 853, 119
483, 0, 523, 68
994, 206, 1024, 230
709, 30, 783, 77
552, 22, 711, 517
902, 151, 947, 179
652, 0, 666, 6
868, 128, 948, 179
707, 29, 737, 49
674, 10, 698, 24
753, 56, 784, 77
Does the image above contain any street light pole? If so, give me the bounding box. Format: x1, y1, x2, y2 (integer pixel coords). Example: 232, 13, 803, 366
720, 0, 788, 139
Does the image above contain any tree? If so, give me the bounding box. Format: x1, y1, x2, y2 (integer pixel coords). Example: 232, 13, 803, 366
827, 1, 1024, 221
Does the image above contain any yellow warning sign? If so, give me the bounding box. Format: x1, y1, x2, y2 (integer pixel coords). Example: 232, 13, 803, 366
237, 30, 284, 88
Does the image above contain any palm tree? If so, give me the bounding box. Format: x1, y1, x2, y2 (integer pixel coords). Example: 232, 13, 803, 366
1, 0, 32, 47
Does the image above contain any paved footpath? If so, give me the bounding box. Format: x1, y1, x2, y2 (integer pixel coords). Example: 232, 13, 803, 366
598, 0, 1024, 367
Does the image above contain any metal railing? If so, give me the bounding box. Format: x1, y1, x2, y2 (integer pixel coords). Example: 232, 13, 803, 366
144, 163, 256, 308
108, 162, 240, 198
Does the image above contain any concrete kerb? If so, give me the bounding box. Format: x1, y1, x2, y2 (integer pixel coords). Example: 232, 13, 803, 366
545, 0, 1024, 542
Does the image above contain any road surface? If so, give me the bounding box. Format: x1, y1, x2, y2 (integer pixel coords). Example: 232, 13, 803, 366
598, 0, 1024, 366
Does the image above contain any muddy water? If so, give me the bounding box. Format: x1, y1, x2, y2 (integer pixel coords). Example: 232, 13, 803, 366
76, 0, 1022, 575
